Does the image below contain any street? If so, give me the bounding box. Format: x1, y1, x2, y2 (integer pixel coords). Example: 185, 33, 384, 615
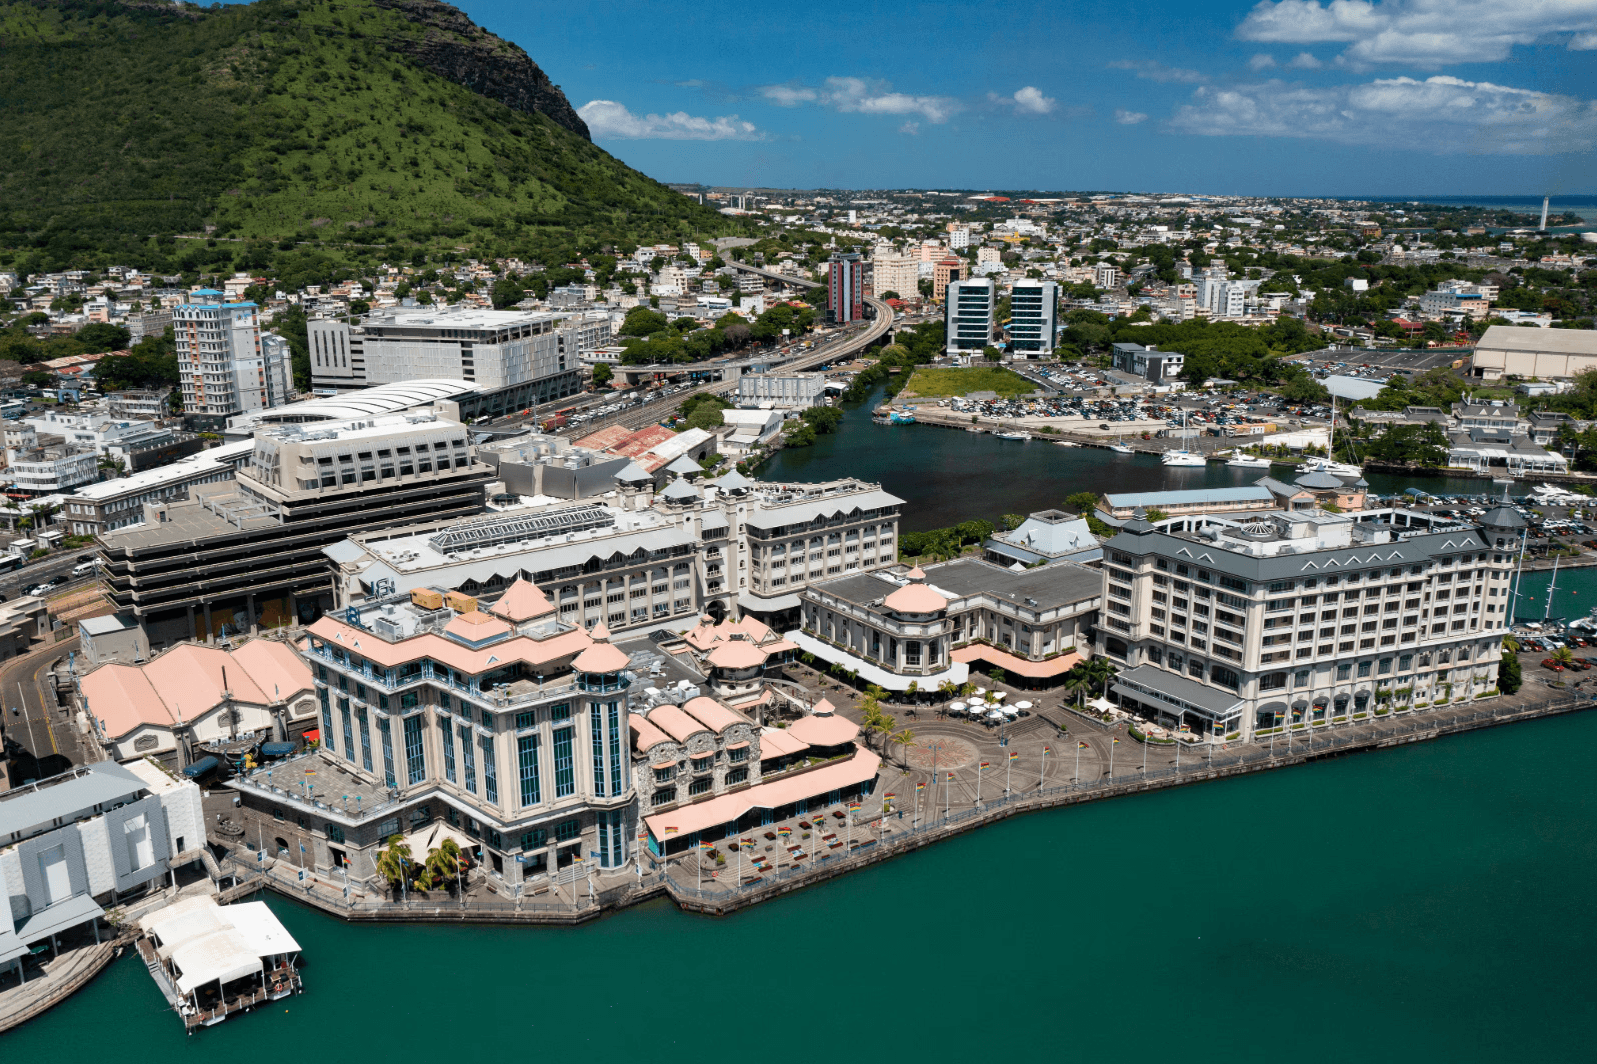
0, 634, 85, 787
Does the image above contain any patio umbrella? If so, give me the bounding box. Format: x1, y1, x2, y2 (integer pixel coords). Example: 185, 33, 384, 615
991, 691, 1006, 700
986, 709, 1006, 722
974, 687, 987, 695
948, 702, 966, 714
1000, 706, 1020, 719
1013, 701, 1033, 710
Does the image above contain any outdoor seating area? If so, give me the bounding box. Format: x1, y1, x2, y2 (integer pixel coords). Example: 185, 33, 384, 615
944, 688, 1036, 726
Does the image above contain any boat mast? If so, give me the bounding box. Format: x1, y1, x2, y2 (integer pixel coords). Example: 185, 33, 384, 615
1545, 550, 1560, 622
1327, 391, 1336, 465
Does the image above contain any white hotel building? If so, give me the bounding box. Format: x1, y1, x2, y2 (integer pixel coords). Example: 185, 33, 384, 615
1095, 500, 1523, 741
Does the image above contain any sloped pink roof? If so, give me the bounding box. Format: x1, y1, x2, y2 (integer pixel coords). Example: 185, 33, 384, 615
706, 640, 766, 669
572, 622, 631, 672
883, 577, 947, 614
787, 713, 859, 747
684, 615, 779, 653
228, 638, 313, 702
647, 704, 710, 744
680, 695, 744, 734
488, 578, 555, 622
81, 638, 314, 741
757, 728, 809, 759
630, 715, 672, 752
444, 611, 512, 642
307, 615, 592, 674
81, 664, 170, 738
644, 749, 881, 839
950, 646, 1082, 679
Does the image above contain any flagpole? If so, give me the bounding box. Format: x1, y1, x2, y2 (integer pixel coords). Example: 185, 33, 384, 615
975, 763, 982, 806
1109, 738, 1115, 780
1141, 734, 1148, 774
1039, 746, 1047, 790
1074, 742, 1080, 784
1005, 755, 1012, 796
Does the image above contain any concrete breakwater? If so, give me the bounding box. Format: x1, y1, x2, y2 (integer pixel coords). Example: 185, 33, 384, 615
220, 693, 1590, 924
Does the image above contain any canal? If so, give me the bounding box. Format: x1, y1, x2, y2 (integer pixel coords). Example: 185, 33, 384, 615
762, 386, 1507, 531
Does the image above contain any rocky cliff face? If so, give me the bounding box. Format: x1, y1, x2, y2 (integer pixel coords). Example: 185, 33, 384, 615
372, 0, 589, 140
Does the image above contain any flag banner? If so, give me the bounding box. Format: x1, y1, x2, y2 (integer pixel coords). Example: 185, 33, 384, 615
1079, 741, 1090, 749
946, 772, 955, 781
915, 782, 926, 792
664, 826, 678, 834
979, 761, 990, 770
885, 792, 897, 800
1043, 745, 1051, 754
1008, 752, 1019, 761
699, 840, 712, 851
1112, 738, 1120, 744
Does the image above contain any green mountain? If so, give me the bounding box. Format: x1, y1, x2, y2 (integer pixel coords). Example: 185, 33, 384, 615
0, 0, 738, 276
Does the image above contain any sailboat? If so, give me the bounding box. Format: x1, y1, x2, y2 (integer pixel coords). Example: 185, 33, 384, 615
1161, 407, 1207, 466
1109, 443, 1135, 454
1299, 392, 1362, 477
1225, 451, 1272, 468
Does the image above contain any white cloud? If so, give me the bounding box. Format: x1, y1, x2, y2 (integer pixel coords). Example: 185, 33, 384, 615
1250, 53, 1278, 70
1010, 86, 1058, 114
760, 84, 818, 107
754, 77, 962, 123
577, 100, 763, 140
1108, 59, 1209, 83
1114, 108, 1149, 124
1574, 31, 1597, 49
1169, 75, 1597, 153
899, 121, 920, 135
1236, 1, 1597, 67
1288, 51, 1324, 68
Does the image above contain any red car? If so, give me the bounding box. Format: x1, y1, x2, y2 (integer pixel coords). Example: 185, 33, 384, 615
1542, 658, 1566, 671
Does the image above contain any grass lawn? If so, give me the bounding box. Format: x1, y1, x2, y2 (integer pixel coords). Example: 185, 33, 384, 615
901, 366, 1036, 399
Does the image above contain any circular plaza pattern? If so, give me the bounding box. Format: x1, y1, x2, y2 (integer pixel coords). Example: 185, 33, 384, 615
905, 735, 979, 771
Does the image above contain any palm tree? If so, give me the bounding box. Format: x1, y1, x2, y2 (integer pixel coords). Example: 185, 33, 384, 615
1064, 667, 1093, 708
870, 711, 897, 753
1503, 635, 1520, 654
1084, 658, 1118, 700
425, 838, 463, 894
1551, 646, 1575, 667
905, 680, 919, 703
889, 727, 916, 767
376, 835, 412, 898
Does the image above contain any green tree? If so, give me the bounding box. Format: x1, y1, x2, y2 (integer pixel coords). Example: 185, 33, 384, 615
685, 403, 725, 431
590, 362, 613, 388
376, 835, 413, 898
1498, 649, 1522, 694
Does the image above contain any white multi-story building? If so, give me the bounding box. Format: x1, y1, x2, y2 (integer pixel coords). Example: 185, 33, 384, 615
309, 308, 584, 407
945, 277, 996, 355
1095, 502, 1520, 743
1007, 280, 1058, 357
871, 253, 920, 300
948, 226, 972, 250
173, 293, 278, 425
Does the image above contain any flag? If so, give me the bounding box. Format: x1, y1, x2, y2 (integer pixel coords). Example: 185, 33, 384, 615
572, 852, 583, 862
778, 826, 793, 837
946, 772, 955, 781
885, 792, 897, 800
1112, 738, 1120, 745
1008, 752, 1019, 762
915, 782, 926, 792
698, 840, 712, 851
1043, 744, 1051, 754
1079, 741, 1090, 749
664, 826, 678, 835
979, 761, 990, 770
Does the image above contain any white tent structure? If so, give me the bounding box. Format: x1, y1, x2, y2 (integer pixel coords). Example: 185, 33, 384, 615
138, 896, 301, 1021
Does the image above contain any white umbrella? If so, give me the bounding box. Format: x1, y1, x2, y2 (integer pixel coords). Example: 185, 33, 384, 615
1014, 701, 1033, 710
974, 687, 987, 695
986, 709, 1006, 722
1000, 706, 1020, 719
991, 691, 1006, 701
948, 701, 966, 714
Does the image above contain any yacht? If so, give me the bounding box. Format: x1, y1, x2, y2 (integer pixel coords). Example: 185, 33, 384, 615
1299, 457, 1364, 477
1054, 440, 1081, 447
1109, 443, 1135, 454
1160, 407, 1206, 466
1225, 452, 1272, 469
889, 410, 917, 425
994, 430, 1031, 441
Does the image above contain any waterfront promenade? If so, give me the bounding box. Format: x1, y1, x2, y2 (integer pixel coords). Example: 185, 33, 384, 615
214, 687, 1590, 923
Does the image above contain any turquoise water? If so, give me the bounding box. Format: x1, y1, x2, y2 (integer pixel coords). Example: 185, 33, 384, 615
8, 710, 1595, 1061
765, 388, 1503, 531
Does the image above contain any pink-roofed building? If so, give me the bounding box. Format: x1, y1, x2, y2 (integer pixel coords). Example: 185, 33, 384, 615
78, 638, 317, 767
225, 583, 639, 893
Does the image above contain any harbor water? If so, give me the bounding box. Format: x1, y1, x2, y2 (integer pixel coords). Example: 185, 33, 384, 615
7, 710, 1594, 1061
764, 387, 1505, 531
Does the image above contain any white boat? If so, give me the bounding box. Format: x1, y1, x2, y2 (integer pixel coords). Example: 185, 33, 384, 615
1054, 440, 1080, 447
994, 431, 1031, 441
966, 427, 986, 434
1109, 443, 1134, 454
1161, 450, 1207, 466
1299, 457, 1364, 478
1225, 453, 1272, 468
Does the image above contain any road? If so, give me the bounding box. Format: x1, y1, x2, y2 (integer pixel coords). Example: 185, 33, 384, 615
539, 292, 897, 440
0, 634, 85, 787
0, 551, 96, 602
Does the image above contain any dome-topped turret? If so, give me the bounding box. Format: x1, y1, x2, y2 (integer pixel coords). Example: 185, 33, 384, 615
882, 567, 948, 614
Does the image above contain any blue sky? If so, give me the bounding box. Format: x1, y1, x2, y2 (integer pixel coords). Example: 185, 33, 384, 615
457, 0, 1596, 196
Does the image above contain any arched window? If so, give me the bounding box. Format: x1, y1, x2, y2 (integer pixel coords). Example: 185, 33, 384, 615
1104, 637, 1128, 659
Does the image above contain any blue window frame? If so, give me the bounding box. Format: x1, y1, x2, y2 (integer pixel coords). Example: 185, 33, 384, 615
357, 710, 373, 772
553, 727, 574, 798
590, 705, 606, 795
440, 717, 457, 783
607, 703, 623, 797
319, 689, 334, 750
339, 697, 354, 764
403, 715, 426, 785
378, 717, 397, 788
460, 725, 477, 794
480, 735, 498, 805
518, 734, 541, 807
